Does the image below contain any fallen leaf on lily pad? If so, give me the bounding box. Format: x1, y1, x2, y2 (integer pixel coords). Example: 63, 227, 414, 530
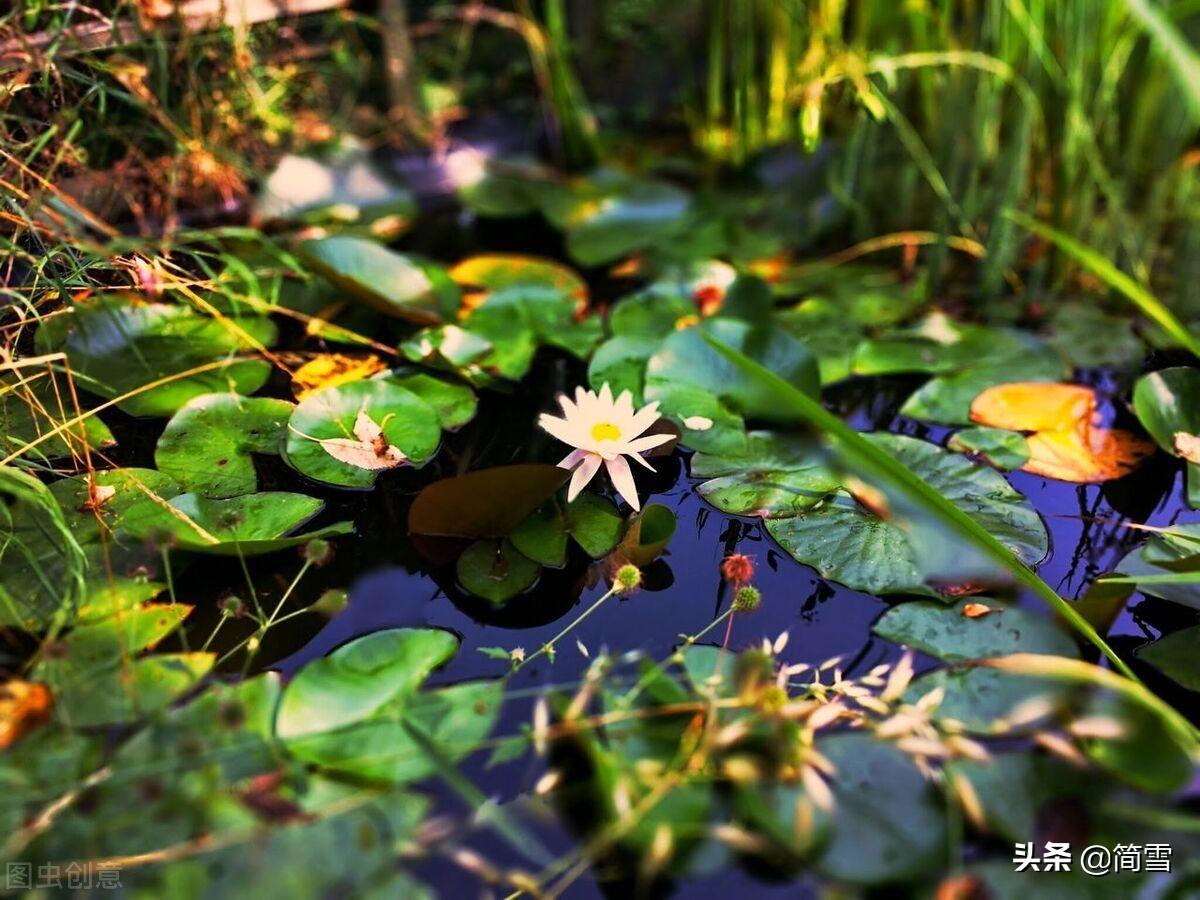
291, 353, 388, 400
969, 382, 1154, 482
318, 409, 407, 471
1174, 432, 1200, 464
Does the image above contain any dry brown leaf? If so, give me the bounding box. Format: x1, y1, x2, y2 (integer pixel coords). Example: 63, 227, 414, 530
961, 602, 993, 618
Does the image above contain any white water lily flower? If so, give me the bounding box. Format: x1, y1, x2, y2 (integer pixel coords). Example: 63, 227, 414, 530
538, 384, 673, 510
318, 409, 407, 470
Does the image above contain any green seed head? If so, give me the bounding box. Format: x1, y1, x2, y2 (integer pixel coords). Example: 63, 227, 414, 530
733, 585, 762, 613
614, 563, 642, 593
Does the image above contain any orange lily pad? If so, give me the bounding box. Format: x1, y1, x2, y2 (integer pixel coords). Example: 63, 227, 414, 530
970, 382, 1155, 483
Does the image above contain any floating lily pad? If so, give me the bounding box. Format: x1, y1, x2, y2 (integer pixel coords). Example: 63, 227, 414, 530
408, 464, 567, 538
298, 236, 458, 324
856, 317, 1069, 424
549, 172, 691, 266
814, 732, 947, 885
34, 294, 276, 417
690, 431, 839, 517
285, 374, 474, 488
1133, 367, 1200, 507
456, 539, 541, 604
407, 286, 601, 381
0, 468, 183, 629
510, 493, 626, 566
645, 319, 819, 454
873, 599, 1078, 661
947, 426, 1030, 470
0, 370, 114, 460
1135, 625, 1200, 690
450, 253, 587, 299
120, 491, 352, 556
1046, 303, 1144, 368
695, 432, 1047, 596
35, 598, 213, 727
254, 148, 416, 226
155, 393, 293, 498
277, 628, 501, 782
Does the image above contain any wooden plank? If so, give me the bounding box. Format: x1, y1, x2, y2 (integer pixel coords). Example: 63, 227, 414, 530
0, 0, 350, 71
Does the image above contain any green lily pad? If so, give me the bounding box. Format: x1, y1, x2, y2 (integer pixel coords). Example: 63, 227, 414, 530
277, 628, 501, 782
450, 253, 586, 298
456, 539, 540, 604
691, 431, 839, 517
695, 432, 1048, 596
120, 491, 352, 556
35, 598, 213, 727
298, 236, 458, 324
254, 148, 417, 226
814, 732, 947, 885
873, 599, 1078, 661
947, 426, 1030, 470
285, 374, 474, 488
1133, 367, 1200, 507
34, 294, 276, 417
407, 286, 602, 381
1046, 303, 1144, 368
1112, 534, 1200, 610
904, 666, 1071, 734
551, 173, 691, 266
946, 754, 1091, 841
1136, 624, 1200, 690
155, 393, 294, 498
645, 319, 820, 454
0, 468, 183, 629
510, 493, 626, 566
854, 317, 1068, 424
0, 369, 114, 460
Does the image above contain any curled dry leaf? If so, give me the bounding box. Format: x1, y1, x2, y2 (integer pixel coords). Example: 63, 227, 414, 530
961, 602, 993, 618
969, 382, 1155, 482
290, 354, 388, 400
318, 410, 407, 470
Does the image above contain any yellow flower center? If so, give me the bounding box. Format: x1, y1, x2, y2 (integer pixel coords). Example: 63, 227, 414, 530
590, 421, 621, 442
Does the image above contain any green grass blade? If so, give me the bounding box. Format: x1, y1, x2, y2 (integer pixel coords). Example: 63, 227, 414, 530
1007, 211, 1200, 358
697, 330, 1139, 681
1123, 0, 1200, 122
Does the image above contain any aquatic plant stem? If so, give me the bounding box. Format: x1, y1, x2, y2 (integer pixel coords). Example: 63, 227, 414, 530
698, 330, 1139, 681
515, 585, 618, 672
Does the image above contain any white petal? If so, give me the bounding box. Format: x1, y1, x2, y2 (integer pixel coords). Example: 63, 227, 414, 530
615, 389, 634, 417
628, 451, 656, 471
539, 413, 585, 447
624, 432, 674, 453
683, 415, 714, 431
558, 448, 589, 470
627, 402, 662, 437
604, 454, 640, 511
558, 391, 578, 418
567, 453, 602, 500
598, 382, 613, 409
